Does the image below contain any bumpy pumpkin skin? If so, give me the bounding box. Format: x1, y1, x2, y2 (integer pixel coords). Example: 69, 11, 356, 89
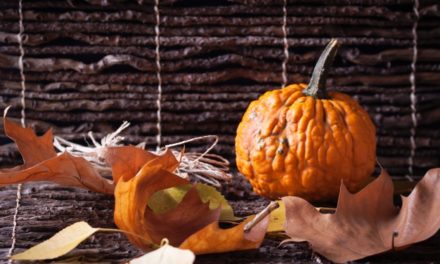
235, 84, 376, 201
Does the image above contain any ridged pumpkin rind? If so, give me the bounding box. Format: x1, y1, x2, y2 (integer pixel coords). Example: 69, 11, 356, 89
235, 84, 376, 201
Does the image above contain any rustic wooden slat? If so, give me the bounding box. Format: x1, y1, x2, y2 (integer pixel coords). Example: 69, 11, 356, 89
0, 32, 417, 47
7, 23, 440, 41
0, 11, 418, 28
3, 81, 439, 94
2, 69, 440, 86
1, 96, 440, 115
3, 55, 440, 77
2, 47, 440, 67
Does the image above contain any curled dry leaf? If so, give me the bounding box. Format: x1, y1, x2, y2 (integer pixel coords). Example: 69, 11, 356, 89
102, 146, 168, 183
0, 113, 113, 194
179, 215, 269, 255
113, 153, 190, 250
113, 157, 216, 250
282, 169, 440, 263
111, 148, 268, 254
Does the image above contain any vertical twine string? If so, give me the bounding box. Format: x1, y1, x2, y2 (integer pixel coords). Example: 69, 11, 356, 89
8, 0, 26, 261
154, 0, 162, 152
407, 0, 419, 181
281, 0, 289, 87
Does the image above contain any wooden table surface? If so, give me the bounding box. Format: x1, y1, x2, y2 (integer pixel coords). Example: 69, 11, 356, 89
0, 175, 439, 264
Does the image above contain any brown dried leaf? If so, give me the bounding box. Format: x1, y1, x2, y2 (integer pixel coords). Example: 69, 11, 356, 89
3, 109, 56, 169
282, 169, 440, 263
0, 152, 113, 194
103, 146, 179, 183
393, 169, 440, 247
179, 214, 269, 255
0, 114, 113, 194
102, 146, 158, 183
113, 149, 268, 254
145, 187, 221, 246
114, 158, 193, 250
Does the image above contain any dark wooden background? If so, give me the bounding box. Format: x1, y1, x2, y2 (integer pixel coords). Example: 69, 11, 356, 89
0, 0, 439, 263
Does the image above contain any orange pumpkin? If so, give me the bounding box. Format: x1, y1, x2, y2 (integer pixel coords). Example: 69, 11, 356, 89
235, 39, 376, 201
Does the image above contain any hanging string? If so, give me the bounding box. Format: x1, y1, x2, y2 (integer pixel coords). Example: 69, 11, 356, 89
8, 0, 26, 261
154, 0, 162, 152
407, 0, 419, 182
281, 0, 289, 87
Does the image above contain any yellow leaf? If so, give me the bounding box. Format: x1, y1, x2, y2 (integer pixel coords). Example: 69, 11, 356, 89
11, 221, 99, 260
267, 200, 285, 233
195, 184, 240, 222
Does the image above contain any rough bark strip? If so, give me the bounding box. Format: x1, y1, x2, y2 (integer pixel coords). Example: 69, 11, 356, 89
1, 47, 439, 65
0, 32, 416, 47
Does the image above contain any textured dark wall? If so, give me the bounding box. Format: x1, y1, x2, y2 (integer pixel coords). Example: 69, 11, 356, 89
1, 1, 440, 263
0, 0, 439, 178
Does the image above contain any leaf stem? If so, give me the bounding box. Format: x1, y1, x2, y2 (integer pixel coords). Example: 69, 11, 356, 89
316, 207, 336, 214
244, 201, 279, 233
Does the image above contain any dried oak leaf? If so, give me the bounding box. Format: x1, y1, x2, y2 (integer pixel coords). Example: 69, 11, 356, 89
102, 146, 159, 183
2, 111, 56, 170
113, 150, 219, 250
112, 148, 268, 254
282, 169, 440, 263
0, 113, 113, 194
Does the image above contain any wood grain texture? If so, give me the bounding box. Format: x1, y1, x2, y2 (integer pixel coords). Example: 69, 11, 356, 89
0, 175, 439, 263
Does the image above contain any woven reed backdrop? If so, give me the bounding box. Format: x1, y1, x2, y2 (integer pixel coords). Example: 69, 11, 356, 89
0, 0, 439, 263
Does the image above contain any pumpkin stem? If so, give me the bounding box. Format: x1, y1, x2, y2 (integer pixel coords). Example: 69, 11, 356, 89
303, 39, 340, 98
